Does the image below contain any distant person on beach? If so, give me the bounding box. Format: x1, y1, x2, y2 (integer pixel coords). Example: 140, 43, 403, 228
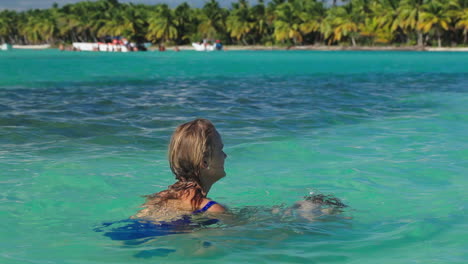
133, 119, 227, 221
215, 40, 223, 51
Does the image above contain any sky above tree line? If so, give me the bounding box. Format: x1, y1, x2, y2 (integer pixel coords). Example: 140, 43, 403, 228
0, 0, 271, 11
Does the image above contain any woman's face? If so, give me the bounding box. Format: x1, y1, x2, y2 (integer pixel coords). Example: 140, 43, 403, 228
208, 131, 227, 179
200, 130, 227, 190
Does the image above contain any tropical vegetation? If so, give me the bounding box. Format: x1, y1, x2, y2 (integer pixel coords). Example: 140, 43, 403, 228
1, 0, 468, 47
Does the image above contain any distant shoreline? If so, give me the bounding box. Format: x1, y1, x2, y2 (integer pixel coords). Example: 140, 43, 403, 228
169, 45, 468, 52
4, 44, 467, 52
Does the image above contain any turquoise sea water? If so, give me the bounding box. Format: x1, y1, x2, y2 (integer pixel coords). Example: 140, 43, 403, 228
0, 50, 467, 263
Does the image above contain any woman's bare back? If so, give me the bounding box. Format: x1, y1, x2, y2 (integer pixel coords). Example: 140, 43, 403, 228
133, 196, 224, 222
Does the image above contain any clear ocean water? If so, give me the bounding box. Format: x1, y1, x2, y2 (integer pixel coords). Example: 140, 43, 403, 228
0, 49, 467, 263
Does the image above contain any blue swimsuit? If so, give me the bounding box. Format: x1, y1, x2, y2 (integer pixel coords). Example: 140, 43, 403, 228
192, 201, 218, 214
95, 201, 219, 241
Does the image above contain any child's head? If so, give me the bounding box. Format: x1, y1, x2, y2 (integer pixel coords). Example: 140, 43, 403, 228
168, 118, 226, 189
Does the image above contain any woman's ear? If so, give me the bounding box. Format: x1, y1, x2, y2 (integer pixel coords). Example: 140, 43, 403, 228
201, 159, 209, 169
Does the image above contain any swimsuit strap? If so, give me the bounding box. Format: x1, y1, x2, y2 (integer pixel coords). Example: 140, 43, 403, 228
192, 201, 218, 214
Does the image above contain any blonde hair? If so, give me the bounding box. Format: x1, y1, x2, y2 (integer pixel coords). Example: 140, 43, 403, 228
144, 119, 216, 210
168, 118, 215, 183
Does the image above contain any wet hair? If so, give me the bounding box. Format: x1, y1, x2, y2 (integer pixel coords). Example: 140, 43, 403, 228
144, 119, 217, 210
303, 194, 347, 208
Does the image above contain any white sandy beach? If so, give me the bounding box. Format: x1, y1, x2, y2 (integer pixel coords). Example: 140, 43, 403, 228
164, 45, 468, 52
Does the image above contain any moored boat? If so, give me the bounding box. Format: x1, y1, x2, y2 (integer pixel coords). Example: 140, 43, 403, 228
72, 42, 130, 52
192, 40, 223, 51
71, 41, 150, 52
10, 44, 50, 49
1, 43, 12, 51
192, 42, 215, 51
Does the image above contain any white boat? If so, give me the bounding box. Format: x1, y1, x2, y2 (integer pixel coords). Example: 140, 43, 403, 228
192, 42, 216, 51
12, 44, 50, 49
1, 43, 12, 51
72, 42, 129, 52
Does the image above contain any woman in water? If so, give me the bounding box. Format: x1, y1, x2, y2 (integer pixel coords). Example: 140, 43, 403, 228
97, 118, 347, 241
133, 118, 227, 221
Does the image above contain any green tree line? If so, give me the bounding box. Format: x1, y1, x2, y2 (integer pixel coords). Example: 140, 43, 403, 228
1, 0, 468, 47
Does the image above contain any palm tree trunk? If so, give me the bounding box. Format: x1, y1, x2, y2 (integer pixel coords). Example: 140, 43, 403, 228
417, 30, 423, 46
437, 31, 441, 47
242, 38, 248, 45
351, 36, 356, 47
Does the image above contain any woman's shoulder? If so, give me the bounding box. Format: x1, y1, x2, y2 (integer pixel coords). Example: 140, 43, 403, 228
198, 198, 225, 213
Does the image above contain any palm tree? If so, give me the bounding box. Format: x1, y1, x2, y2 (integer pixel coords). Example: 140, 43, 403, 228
0, 10, 16, 43
325, 3, 361, 46
89, 0, 122, 40
198, 0, 227, 40
250, 0, 270, 44
1, 0, 467, 47
273, 2, 303, 44
58, 1, 97, 42
97, 14, 124, 37
19, 10, 59, 44
174, 2, 195, 44
418, 0, 459, 47
146, 4, 177, 44
18, 15, 39, 44
40, 9, 60, 43
376, 0, 403, 42
297, 0, 327, 44
226, 0, 255, 44
396, 0, 427, 46
360, 0, 401, 44
360, 16, 395, 44
455, 7, 468, 43
119, 4, 148, 42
